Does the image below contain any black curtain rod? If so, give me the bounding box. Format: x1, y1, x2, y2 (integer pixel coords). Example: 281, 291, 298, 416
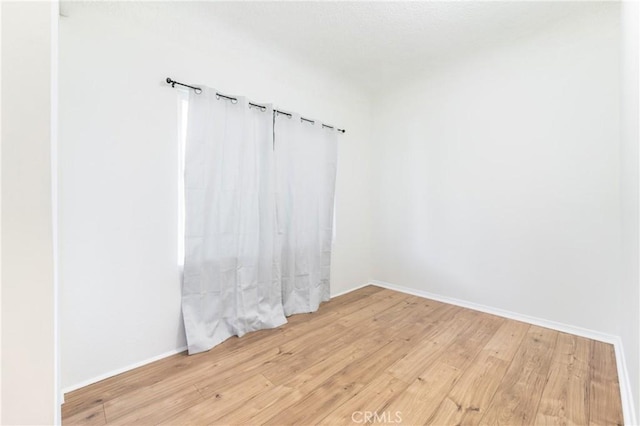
166, 77, 345, 133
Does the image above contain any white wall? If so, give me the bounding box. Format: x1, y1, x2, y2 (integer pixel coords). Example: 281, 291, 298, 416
1, 4, 4, 420
620, 0, 640, 418
60, 2, 639, 416
1, 1, 58, 424
59, 2, 372, 390
371, 6, 623, 334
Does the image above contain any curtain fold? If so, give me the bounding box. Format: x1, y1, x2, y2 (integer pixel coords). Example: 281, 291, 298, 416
182, 88, 286, 354
275, 114, 338, 316
181, 88, 339, 354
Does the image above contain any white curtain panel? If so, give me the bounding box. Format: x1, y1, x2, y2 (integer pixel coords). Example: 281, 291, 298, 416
182, 88, 286, 354
275, 114, 338, 316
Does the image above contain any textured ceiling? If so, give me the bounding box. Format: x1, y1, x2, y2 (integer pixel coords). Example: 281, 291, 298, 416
198, 1, 614, 92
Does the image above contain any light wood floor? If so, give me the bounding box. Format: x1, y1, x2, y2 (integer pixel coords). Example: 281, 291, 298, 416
63, 285, 624, 425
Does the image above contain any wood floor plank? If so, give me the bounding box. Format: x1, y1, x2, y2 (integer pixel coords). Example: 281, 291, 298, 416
438, 314, 504, 370
208, 384, 293, 425
210, 293, 416, 424
589, 340, 623, 426
386, 309, 481, 383
158, 374, 274, 425
480, 319, 532, 362
197, 293, 410, 390
534, 333, 590, 425
426, 320, 530, 425
61, 286, 624, 426
229, 326, 403, 426
262, 339, 411, 425
224, 323, 355, 387
283, 285, 384, 327
379, 314, 503, 425
479, 326, 559, 425
62, 404, 106, 426
92, 343, 282, 422
240, 337, 382, 424
333, 290, 412, 328
374, 298, 459, 342
90, 295, 367, 421
317, 373, 410, 425
384, 361, 462, 425
428, 355, 510, 426
236, 301, 427, 424
105, 384, 203, 425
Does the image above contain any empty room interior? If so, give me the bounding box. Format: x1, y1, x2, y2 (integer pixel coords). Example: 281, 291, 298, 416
3, 0, 640, 425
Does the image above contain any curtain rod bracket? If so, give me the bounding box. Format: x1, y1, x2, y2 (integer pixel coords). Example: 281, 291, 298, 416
166, 77, 345, 133
166, 77, 202, 94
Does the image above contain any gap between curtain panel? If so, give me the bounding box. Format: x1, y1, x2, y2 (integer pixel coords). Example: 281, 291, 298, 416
180, 86, 339, 354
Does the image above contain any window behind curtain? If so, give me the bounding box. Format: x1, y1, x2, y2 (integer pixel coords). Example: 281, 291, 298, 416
177, 91, 188, 268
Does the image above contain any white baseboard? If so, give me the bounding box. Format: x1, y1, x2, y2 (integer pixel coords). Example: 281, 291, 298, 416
330, 282, 372, 298
370, 280, 617, 342
611, 336, 638, 426
61, 345, 188, 401
369, 279, 637, 426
